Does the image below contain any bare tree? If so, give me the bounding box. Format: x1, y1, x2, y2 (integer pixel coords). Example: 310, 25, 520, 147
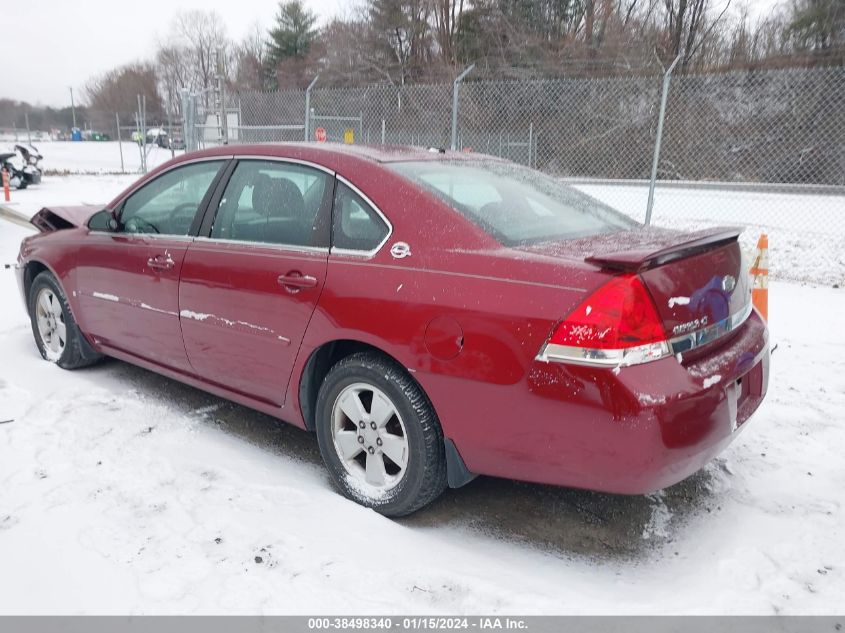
85, 62, 164, 128
170, 10, 229, 106
659, 0, 733, 69
433, 0, 466, 66
156, 44, 195, 115
233, 21, 270, 90
368, 0, 435, 85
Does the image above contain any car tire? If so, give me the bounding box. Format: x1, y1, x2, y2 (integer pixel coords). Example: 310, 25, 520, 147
315, 351, 447, 517
28, 271, 102, 369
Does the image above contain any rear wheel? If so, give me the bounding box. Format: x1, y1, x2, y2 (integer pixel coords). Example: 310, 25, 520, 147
28, 271, 101, 369
315, 352, 447, 516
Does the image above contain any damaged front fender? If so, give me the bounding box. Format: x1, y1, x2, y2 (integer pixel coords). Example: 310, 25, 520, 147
30, 205, 104, 232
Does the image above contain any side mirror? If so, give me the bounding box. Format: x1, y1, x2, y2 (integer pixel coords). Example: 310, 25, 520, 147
87, 209, 118, 232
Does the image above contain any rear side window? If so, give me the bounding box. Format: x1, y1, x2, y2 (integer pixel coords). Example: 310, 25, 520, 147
388, 160, 637, 245
210, 160, 330, 247
332, 182, 390, 253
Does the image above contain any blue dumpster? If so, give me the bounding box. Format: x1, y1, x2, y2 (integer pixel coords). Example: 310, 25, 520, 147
71, 128, 82, 141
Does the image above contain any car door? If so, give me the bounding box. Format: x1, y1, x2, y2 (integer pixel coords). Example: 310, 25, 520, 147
76, 159, 228, 372
178, 158, 333, 405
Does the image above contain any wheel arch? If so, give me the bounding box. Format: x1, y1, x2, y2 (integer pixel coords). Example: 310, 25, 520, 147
24, 258, 100, 363
298, 339, 408, 433
297, 338, 476, 488
22, 259, 54, 312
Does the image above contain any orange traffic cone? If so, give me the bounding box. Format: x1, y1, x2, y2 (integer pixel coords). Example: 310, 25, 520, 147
1, 168, 9, 202
750, 233, 768, 321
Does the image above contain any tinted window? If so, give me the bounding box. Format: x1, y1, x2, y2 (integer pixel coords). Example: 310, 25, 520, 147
388, 160, 637, 245
332, 182, 389, 252
211, 160, 329, 247
120, 161, 224, 235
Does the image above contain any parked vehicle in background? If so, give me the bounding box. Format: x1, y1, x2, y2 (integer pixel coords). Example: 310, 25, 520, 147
1, 144, 42, 189
15, 144, 770, 516
15, 144, 42, 185
146, 128, 170, 148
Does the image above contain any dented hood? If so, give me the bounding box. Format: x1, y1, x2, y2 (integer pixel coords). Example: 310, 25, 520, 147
30, 205, 104, 232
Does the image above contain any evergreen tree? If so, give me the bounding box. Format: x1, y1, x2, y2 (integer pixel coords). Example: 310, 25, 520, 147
267, 0, 318, 65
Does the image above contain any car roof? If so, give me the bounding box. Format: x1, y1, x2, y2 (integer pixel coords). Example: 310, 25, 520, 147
182, 142, 492, 166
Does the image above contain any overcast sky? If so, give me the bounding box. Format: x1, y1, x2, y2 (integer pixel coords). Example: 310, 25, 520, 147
4, 0, 347, 107
6, 0, 780, 107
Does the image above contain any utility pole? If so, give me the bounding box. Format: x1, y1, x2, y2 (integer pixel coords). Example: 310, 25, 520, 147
69, 87, 77, 129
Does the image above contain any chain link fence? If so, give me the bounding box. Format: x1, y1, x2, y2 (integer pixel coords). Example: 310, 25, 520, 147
181, 66, 844, 284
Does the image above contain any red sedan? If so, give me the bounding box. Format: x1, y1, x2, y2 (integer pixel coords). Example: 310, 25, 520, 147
16, 144, 769, 516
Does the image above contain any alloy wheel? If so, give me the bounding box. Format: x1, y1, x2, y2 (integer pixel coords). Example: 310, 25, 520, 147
35, 288, 66, 362
331, 382, 409, 491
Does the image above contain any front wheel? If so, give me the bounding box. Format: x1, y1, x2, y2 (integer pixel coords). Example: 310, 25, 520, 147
315, 352, 447, 517
28, 271, 101, 369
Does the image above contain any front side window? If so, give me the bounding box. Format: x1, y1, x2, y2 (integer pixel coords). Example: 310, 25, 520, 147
210, 160, 330, 247
332, 182, 390, 253
119, 160, 224, 235
388, 160, 637, 245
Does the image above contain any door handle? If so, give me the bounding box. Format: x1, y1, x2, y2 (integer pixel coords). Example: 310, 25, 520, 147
147, 255, 175, 271
277, 271, 318, 292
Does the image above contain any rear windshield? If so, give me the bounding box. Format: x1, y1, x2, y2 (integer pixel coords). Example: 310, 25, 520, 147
388, 160, 637, 245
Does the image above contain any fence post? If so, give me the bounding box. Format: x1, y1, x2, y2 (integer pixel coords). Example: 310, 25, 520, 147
304, 75, 319, 142
381, 119, 386, 145
167, 107, 174, 158
136, 94, 147, 174
451, 64, 475, 151
115, 113, 124, 173
645, 53, 682, 226
24, 113, 31, 145
217, 47, 228, 145
528, 122, 533, 168
181, 90, 190, 151
142, 94, 148, 173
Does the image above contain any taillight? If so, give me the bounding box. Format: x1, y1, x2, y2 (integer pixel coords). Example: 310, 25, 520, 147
537, 274, 671, 367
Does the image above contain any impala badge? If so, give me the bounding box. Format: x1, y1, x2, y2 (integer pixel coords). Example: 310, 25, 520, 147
390, 242, 412, 259
721, 274, 737, 294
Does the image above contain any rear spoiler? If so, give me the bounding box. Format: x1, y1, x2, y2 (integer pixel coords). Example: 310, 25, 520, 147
585, 227, 743, 272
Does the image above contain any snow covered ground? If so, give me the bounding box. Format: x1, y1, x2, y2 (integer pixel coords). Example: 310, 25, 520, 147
0, 174, 136, 213
2, 140, 182, 175
576, 183, 845, 287
1, 175, 844, 615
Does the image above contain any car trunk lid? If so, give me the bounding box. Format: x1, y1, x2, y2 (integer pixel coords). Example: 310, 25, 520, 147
521, 226, 751, 348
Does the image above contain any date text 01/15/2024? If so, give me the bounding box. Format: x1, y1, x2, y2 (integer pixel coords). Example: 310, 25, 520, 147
307, 618, 528, 630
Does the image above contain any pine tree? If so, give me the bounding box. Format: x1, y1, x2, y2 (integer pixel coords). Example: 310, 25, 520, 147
267, 0, 318, 65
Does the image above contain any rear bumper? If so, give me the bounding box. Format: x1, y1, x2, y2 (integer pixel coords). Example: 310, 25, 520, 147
434, 309, 769, 494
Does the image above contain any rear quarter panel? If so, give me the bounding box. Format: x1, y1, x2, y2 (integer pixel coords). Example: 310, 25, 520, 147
293, 165, 613, 455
